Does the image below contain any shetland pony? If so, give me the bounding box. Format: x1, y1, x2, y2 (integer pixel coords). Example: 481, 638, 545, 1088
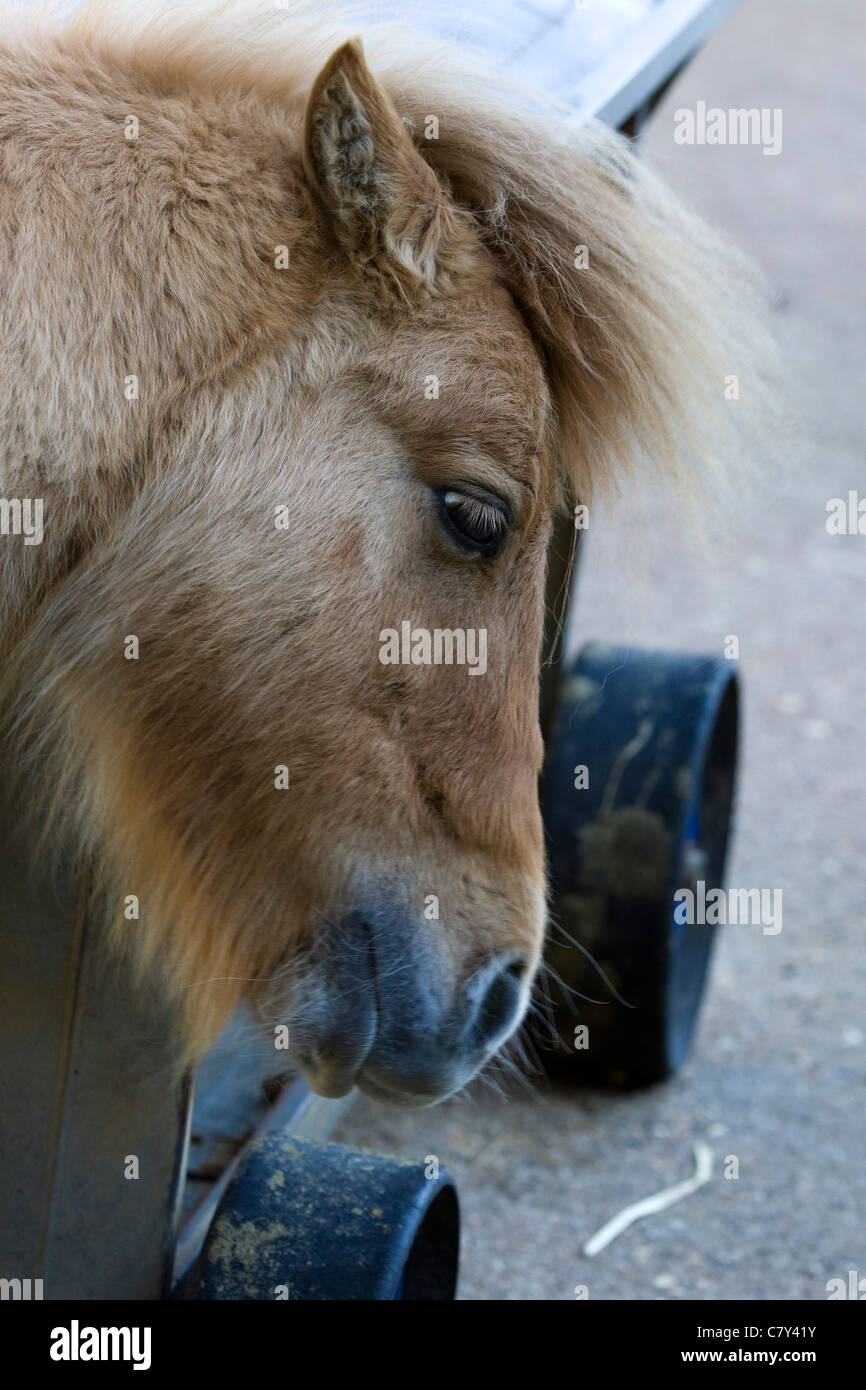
0, 2, 772, 1105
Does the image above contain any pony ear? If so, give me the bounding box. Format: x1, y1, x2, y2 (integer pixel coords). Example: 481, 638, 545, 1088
303, 39, 461, 295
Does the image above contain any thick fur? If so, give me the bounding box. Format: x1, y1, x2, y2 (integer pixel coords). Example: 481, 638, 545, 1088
0, 1, 775, 1074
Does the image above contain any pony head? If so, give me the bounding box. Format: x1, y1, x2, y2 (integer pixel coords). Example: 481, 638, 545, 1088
0, 4, 772, 1105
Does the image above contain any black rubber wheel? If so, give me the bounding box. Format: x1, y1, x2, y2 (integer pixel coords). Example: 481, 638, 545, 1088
536, 641, 739, 1087
182, 1134, 459, 1300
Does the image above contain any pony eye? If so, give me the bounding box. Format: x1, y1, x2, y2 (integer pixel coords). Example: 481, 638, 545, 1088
437, 488, 509, 556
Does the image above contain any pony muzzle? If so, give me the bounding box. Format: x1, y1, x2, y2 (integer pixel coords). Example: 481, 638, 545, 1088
290, 907, 531, 1107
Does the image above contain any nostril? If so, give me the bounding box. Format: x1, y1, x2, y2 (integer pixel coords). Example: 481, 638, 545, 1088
470, 954, 527, 1049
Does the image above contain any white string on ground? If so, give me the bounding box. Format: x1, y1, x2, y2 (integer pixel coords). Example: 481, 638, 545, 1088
582, 1142, 714, 1257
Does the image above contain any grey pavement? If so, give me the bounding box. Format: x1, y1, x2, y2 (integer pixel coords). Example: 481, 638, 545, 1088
334, 0, 866, 1299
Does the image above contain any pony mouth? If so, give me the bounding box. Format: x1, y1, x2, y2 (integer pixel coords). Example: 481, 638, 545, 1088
293, 1010, 497, 1110
292, 1008, 465, 1108
298, 1048, 466, 1110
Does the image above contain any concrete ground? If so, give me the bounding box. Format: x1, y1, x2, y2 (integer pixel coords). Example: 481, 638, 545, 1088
335, 0, 866, 1299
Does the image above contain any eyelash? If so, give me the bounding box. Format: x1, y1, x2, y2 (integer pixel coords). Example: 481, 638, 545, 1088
435, 487, 510, 556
